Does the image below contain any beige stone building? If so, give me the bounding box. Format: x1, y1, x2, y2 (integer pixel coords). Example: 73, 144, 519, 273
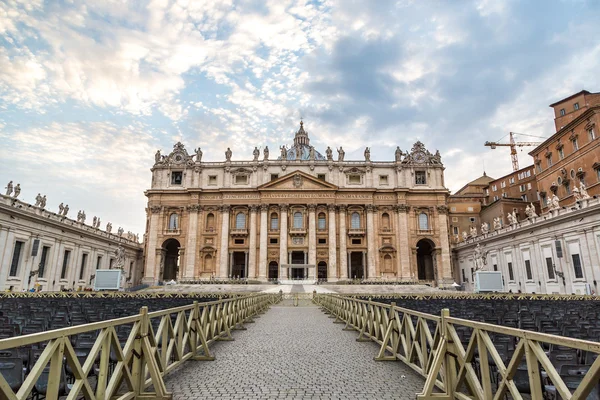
142, 122, 453, 285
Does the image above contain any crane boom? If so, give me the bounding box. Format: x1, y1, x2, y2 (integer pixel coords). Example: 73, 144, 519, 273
484, 132, 543, 171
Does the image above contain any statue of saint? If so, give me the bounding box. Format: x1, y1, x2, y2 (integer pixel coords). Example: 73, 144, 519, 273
225, 147, 232, 161
5, 180, 13, 196
364, 147, 371, 162
470, 225, 477, 238
337, 146, 345, 161
528, 203, 538, 218
481, 222, 489, 235
80, 210, 85, 222
493, 217, 502, 230
550, 194, 560, 210
155, 150, 161, 164
395, 147, 402, 162
512, 210, 518, 224
58, 203, 64, 214
115, 246, 126, 270
462, 231, 468, 241
96, 218, 101, 228
63, 205, 69, 217
106, 222, 112, 233
433, 150, 442, 164
326, 146, 333, 161
34, 193, 42, 207
309, 146, 315, 160
507, 212, 514, 225
474, 244, 487, 271
194, 147, 203, 163
118, 227, 124, 237
40, 195, 47, 209
253, 147, 260, 161
280, 145, 287, 160
573, 187, 581, 201
580, 182, 590, 199
13, 184, 20, 198
263, 146, 269, 160
92, 216, 97, 227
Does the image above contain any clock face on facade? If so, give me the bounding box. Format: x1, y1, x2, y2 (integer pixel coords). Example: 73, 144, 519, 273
414, 151, 426, 163
173, 153, 184, 164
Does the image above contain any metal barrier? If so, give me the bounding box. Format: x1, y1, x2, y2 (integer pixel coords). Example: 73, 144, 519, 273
315, 293, 600, 399
0, 293, 281, 400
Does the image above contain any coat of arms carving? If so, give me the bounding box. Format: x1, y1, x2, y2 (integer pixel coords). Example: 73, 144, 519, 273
293, 174, 303, 188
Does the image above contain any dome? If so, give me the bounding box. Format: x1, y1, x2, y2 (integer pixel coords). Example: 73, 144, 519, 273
278, 121, 326, 161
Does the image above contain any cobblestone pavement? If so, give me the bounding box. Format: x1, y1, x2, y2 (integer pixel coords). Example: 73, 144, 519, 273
164, 302, 425, 399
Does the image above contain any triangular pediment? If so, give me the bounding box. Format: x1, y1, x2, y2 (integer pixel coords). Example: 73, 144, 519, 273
258, 171, 338, 191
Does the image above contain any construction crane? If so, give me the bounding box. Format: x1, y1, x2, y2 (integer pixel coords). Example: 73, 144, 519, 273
484, 132, 544, 171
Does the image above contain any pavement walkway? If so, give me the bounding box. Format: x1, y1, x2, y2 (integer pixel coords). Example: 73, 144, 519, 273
164, 299, 425, 399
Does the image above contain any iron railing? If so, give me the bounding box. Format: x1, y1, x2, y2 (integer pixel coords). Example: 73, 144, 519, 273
0, 293, 281, 399
315, 294, 600, 399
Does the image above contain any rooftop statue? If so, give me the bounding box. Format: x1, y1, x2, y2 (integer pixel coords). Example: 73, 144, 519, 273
280, 145, 287, 160
63, 204, 69, 217
395, 147, 402, 162
309, 146, 315, 160
40, 195, 47, 209
194, 147, 203, 163
493, 216, 502, 230
481, 222, 489, 235
326, 146, 333, 161
13, 184, 21, 198
253, 147, 260, 161
364, 147, 371, 162
225, 147, 232, 161
337, 147, 345, 161
34, 193, 42, 207
263, 146, 269, 161
155, 150, 161, 164
5, 180, 13, 196
580, 182, 590, 199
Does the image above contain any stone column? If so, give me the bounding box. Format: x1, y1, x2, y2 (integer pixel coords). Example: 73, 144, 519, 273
279, 205, 288, 279
185, 205, 200, 279
338, 205, 347, 280
143, 206, 161, 285
396, 205, 411, 280
327, 204, 337, 281
308, 204, 317, 279
218, 205, 230, 278
366, 204, 376, 279
436, 205, 452, 285
248, 205, 258, 279
258, 204, 268, 280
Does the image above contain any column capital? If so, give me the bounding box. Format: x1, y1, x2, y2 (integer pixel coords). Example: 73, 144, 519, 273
249, 205, 259, 213
279, 204, 289, 211
338, 204, 347, 213
394, 204, 410, 213
327, 204, 337, 212
436, 205, 449, 214
221, 205, 231, 213
187, 204, 201, 213
260, 204, 270, 212
307, 204, 317, 212
366, 204, 376, 213
149, 205, 162, 214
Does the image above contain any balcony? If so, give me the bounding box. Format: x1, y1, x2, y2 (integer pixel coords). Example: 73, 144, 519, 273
417, 229, 433, 236
289, 227, 306, 236
230, 228, 248, 237
164, 229, 181, 236
347, 228, 365, 237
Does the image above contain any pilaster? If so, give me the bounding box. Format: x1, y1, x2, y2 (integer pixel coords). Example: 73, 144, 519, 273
219, 205, 230, 278
308, 204, 317, 279
338, 205, 348, 280
327, 204, 337, 281
259, 204, 268, 280
248, 205, 258, 279
366, 204, 376, 279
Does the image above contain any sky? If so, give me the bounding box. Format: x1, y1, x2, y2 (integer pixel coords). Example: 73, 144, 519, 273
1, 0, 599, 237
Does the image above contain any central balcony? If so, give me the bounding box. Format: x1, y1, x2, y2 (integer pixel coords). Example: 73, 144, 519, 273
230, 228, 248, 237
347, 228, 365, 237
289, 227, 307, 236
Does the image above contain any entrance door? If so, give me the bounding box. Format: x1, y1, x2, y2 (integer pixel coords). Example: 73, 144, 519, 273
291, 251, 305, 279
350, 252, 364, 279
318, 261, 327, 280
231, 252, 246, 278
162, 239, 180, 281
291, 268, 305, 279
268, 261, 278, 280
417, 239, 435, 280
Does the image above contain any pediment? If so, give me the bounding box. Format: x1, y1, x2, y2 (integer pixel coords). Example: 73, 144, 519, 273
258, 171, 338, 191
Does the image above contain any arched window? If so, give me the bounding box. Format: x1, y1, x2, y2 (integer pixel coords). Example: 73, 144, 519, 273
235, 212, 246, 229
419, 213, 429, 230
270, 213, 279, 230
318, 212, 326, 230
293, 212, 303, 229
169, 213, 178, 230
206, 213, 215, 230
351, 212, 360, 229
381, 213, 390, 229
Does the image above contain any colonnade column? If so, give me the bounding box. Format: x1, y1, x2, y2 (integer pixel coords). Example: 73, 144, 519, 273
327, 204, 337, 281
436, 205, 451, 285
143, 206, 161, 285
366, 204, 376, 279
248, 206, 258, 279
185, 205, 200, 279
279, 205, 288, 279
308, 204, 317, 279
258, 204, 268, 280
218, 205, 230, 278
338, 205, 347, 279
396, 204, 411, 280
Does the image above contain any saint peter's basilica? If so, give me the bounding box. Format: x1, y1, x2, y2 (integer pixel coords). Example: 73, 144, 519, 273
142, 122, 452, 286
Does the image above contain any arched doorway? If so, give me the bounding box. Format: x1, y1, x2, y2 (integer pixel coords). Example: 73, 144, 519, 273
318, 261, 327, 281
162, 238, 180, 281
416, 239, 435, 281
268, 261, 278, 280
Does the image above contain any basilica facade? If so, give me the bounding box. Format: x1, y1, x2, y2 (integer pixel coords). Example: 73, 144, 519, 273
142, 122, 452, 286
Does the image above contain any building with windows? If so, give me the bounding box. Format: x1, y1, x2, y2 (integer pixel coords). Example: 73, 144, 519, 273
448, 173, 495, 243
531, 90, 600, 210
143, 122, 453, 285
0, 194, 143, 291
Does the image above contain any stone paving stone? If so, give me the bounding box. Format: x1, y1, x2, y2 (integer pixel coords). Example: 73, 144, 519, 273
165, 302, 425, 399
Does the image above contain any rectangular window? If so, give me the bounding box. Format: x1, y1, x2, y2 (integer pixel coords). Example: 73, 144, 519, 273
574, 102, 579, 110
452, 226, 458, 234
234, 239, 244, 245
462, 269, 466, 282
317, 174, 326, 181
235, 175, 248, 184
525, 260, 532, 280
351, 238, 361, 245
572, 254, 583, 279
536, 163, 542, 173
467, 207, 474, 212
493, 195, 499, 201
492, 185, 497, 191
501, 181, 506, 188
508, 262, 514, 281
318, 238, 327, 244
60, 250, 71, 279
509, 177, 515, 184
558, 147, 564, 160
271, 174, 279, 181
79, 253, 88, 280
171, 171, 183, 185
96, 256, 102, 269
560, 108, 566, 116
521, 194, 528, 202
527, 182, 532, 190
379, 175, 388, 185
415, 171, 426, 185
546, 257, 555, 280
572, 139, 579, 151
348, 174, 361, 184
109, 258, 114, 269
208, 175, 217, 185
589, 128, 596, 141
493, 264, 498, 272
597, 168, 600, 181
9, 241, 24, 277
520, 184, 526, 192
547, 155, 553, 168
269, 238, 278, 244
38, 246, 50, 278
